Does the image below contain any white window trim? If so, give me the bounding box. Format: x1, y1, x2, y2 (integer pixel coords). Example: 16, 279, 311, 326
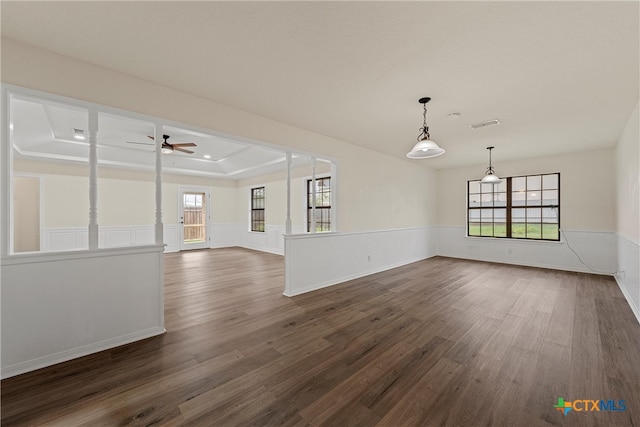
249, 184, 266, 233
303, 173, 332, 233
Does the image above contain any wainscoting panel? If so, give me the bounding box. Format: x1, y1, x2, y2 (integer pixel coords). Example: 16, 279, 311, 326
210, 223, 239, 248
616, 233, 640, 323
436, 226, 617, 275
1, 245, 165, 379
163, 225, 178, 253
242, 225, 286, 255
46, 229, 82, 252
107, 229, 134, 248
44, 225, 179, 253
134, 228, 155, 245
43, 223, 307, 255
284, 227, 437, 296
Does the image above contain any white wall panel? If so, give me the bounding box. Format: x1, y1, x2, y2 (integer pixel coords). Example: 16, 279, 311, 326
1, 245, 165, 378
134, 228, 155, 245
45, 225, 179, 252
210, 223, 238, 248
284, 227, 436, 296
616, 234, 640, 323
107, 229, 133, 247
436, 226, 617, 275
163, 224, 178, 252
48, 230, 80, 252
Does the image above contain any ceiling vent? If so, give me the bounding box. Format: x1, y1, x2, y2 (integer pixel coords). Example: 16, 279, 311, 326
469, 119, 501, 130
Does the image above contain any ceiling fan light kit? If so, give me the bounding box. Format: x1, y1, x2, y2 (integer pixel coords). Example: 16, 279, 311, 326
73, 128, 86, 140
480, 146, 501, 184
407, 97, 445, 159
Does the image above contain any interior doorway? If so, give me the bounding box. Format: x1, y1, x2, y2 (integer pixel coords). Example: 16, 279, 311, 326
178, 188, 210, 251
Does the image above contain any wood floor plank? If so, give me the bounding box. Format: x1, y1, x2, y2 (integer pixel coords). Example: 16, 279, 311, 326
2, 249, 639, 426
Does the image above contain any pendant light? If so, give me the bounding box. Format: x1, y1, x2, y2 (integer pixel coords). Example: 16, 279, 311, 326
407, 97, 445, 159
480, 146, 501, 183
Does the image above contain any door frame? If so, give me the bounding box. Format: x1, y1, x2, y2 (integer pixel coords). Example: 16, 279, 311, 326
177, 186, 211, 251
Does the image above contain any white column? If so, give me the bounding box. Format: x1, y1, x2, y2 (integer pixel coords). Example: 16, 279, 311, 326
331, 161, 338, 232
310, 157, 317, 233
285, 152, 292, 235
1, 89, 12, 256
88, 109, 99, 250
154, 123, 164, 246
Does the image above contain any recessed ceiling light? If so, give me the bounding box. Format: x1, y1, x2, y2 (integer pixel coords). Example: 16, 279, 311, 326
203, 154, 211, 159
73, 128, 86, 140
448, 112, 462, 119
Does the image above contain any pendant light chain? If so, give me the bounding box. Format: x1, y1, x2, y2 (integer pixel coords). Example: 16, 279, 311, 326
488, 146, 493, 173
418, 102, 430, 142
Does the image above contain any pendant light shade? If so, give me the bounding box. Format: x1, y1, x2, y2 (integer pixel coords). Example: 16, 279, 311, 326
407, 97, 445, 159
480, 146, 501, 183
480, 170, 501, 184
407, 138, 446, 158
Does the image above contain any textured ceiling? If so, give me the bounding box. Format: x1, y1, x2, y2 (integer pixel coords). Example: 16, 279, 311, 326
2, 1, 638, 169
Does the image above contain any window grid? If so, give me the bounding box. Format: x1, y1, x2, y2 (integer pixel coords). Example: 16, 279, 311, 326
251, 187, 265, 232
307, 177, 331, 232
468, 173, 560, 241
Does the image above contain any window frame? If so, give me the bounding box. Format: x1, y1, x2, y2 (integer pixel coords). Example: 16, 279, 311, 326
306, 176, 332, 232
467, 172, 560, 241
250, 186, 265, 232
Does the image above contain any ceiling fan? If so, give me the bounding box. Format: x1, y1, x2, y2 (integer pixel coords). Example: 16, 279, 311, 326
126, 134, 196, 154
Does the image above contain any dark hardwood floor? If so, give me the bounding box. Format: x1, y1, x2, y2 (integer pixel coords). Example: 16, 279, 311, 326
2, 248, 639, 426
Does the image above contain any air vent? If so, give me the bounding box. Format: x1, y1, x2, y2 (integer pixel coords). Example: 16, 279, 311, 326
469, 119, 501, 130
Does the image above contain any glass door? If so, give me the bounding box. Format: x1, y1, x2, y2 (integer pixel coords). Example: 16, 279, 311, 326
178, 188, 210, 250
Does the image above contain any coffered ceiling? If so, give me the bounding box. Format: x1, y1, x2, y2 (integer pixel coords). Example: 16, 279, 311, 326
10, 94, 311, 179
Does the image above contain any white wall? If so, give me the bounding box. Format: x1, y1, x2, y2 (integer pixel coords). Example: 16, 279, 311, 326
2, 39, 436, 233
236, 161, 331, 228
435, 148, 619, 275
615, 102, 640, 322
437, 148, 615, 230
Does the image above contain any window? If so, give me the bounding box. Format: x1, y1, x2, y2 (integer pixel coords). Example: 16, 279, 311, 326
250, 187, 265, 232
468, 173, 560, 241
307, 177, 331, 232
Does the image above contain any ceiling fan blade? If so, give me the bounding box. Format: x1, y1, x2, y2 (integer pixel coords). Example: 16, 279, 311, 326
126, 141, 155, 146
174, 147, 194, 154
171, 143, 197, 147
